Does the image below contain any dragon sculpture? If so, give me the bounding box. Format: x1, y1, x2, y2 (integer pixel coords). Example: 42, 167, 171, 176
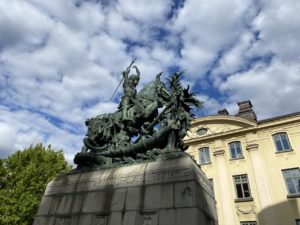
74, 62, 202, 168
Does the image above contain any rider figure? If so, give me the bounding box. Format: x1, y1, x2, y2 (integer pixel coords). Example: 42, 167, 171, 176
119, 62, 140, 123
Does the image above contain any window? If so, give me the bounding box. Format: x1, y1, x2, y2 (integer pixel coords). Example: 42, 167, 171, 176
296, 219, 300, 225
196, 128, 208, 136
229, 141, 243, 159
282, 168, 300, 195
233, 175, 252, 199
199, 147, 211, 164
240, 222, 257, 225
273, 132, 292, 152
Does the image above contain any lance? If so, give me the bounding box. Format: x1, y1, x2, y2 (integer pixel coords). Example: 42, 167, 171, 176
110, 77, 124, 101
110, 59, 136, 100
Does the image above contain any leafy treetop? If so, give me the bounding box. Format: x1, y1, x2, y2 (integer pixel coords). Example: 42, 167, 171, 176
0, 143, 71, 225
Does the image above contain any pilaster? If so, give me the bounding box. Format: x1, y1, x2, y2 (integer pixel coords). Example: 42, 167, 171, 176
246, 144, 278, 225
213, 149, 235, 225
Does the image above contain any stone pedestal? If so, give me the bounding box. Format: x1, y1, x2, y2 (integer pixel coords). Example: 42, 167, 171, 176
33, 154, 218, 225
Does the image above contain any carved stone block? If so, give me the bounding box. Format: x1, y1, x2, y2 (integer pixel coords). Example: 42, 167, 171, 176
122, 211, 138, 225
32, 216, 47, 225
55, 217, 70, 225
143, 183, 173, 209
108, 212, 122, 225
110, 188, 127, 211
78, 214, 92, 225
34, 155, 218, 225
71, 194, 84, 213
138, 211, 158, 225
175, 181, 198, 208
82, 191, 103, 213
37, 196, 53, 216
125, 186, 143, 210
56, 195, 73, 215
91, 215, 108, 225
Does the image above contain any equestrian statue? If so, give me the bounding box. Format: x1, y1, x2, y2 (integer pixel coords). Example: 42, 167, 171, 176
74, 62, 202, 168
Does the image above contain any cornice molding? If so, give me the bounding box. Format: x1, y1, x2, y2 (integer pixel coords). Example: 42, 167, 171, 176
246, 144, 259, 151
213, 150, 225, 156
192, 115, 257, 127
184, 115, 300, 145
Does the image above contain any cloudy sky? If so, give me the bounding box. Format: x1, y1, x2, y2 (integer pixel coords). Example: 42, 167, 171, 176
1, 0, 300, 162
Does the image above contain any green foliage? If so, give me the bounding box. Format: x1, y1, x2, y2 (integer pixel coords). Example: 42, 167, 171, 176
0, 143, 72, 225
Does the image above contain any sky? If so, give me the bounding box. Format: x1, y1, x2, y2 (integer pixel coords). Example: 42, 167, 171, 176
1, 0, 300, 162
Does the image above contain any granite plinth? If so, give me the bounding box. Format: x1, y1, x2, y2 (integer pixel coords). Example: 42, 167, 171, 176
33, 154, 218, 225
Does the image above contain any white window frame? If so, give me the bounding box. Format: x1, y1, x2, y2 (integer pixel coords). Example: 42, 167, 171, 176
229, 141, 243, 159
199, 147, 211, 165
282, 168, 300, 195
272, 132, 292, 152
233, 174, 252, 199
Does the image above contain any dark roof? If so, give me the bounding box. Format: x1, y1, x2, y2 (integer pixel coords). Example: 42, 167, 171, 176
258, 111, 300, 124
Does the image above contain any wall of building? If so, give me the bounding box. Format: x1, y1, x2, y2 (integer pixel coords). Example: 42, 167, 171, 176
185, 113, 300, 225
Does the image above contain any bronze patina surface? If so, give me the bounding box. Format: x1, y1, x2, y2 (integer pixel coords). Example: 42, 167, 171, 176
74, 62, 202, 168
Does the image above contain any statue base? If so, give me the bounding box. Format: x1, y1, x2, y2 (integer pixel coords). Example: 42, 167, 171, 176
33, 153, 218, 225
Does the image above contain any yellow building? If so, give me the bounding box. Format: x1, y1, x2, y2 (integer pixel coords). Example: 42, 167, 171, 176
185, 100, 300, 225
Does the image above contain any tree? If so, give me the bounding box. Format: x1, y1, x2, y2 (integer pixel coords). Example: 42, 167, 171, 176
0, 143, 72, 225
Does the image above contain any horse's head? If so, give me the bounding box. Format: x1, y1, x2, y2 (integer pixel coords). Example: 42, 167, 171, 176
137, 81, 157, 99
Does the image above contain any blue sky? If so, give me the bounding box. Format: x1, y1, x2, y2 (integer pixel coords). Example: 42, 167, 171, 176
1, 0, 300, 162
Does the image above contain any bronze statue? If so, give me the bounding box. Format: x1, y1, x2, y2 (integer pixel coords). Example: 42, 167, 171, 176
119, 62, 140, 123
74, 63, 202, 168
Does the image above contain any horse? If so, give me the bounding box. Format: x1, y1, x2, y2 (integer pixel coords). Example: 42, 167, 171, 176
81, 76, 168, 153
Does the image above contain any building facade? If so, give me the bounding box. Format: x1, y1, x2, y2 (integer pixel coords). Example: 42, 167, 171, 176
185, 100, 300, 225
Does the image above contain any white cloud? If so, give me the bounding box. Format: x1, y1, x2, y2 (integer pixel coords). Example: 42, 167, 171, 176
171, 0, 257, 78
86, 101, 118, 117
0, 122, 17, 156
196, 95, 223, 116
1, 0, 300, 162
213, 31, 256, 78
212, 0, 300, 119
117, 0, 173, 24
0, 106, 82, 162
0, 0, 54, 51
196, 94, 239, 116
106, 10, 141, 41
252, 0, 300, 63
219, 60, 300, 119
